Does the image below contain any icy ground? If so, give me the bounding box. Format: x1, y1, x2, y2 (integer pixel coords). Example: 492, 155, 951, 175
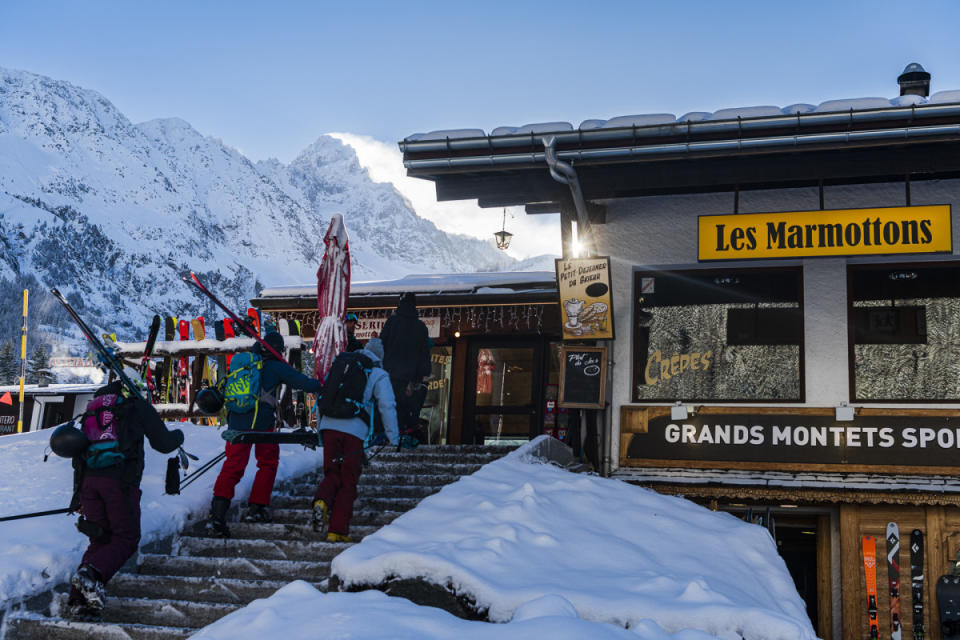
0, 424, 322, 606
192, 438, 818, 640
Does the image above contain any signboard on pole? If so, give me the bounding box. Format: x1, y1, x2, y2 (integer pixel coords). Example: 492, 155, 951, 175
555, 257, 614, 341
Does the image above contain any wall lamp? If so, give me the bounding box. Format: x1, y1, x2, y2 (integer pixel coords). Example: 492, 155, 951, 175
835, 402, 855, 422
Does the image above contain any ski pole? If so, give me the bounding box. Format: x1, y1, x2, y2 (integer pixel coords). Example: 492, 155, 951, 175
178, 451, 227, 491
0, 507, 72, 523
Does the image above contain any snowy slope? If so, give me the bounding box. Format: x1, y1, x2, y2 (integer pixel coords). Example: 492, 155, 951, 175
196, 438, 816, 640
0, 66, 532, 340
0, 424, 323, 606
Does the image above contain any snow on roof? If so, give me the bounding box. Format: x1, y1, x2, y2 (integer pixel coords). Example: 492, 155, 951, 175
259, 271, 557, 299
403, 89, 960, 141
326, 438, 816, 639
0, 383, 100, 395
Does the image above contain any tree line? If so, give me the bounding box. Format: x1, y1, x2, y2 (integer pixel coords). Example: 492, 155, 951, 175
0, 341, 52, 386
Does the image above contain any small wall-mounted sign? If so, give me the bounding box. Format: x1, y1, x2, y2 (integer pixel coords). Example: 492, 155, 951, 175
555, 257, 615, 341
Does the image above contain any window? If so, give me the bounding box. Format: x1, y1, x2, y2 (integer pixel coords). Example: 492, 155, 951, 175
633, 268, 804, 402
850, 262, 960, 401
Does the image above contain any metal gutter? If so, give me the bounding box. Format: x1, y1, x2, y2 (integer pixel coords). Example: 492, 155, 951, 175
543, 136, 592, 255
399, 103, 960, 155
402, 123, 960, 172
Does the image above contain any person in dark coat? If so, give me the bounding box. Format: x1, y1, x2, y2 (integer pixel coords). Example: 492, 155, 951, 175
208, 331, 323, 537
380, 292, 431, 436
67, 381, 184, 620
345, 312, 363, 353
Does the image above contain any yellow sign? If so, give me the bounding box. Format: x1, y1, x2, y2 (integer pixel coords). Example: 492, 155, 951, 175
699, 205, 952, 260
555, 257, 615, 340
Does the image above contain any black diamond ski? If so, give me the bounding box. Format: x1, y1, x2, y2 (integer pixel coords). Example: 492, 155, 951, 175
887, 522, 902, 640
912, 529, 925, 640
163, 316, 176, 403
50, 288, 145, 401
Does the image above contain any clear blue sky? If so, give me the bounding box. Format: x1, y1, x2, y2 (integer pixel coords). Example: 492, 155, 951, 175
3, 0, 959, 164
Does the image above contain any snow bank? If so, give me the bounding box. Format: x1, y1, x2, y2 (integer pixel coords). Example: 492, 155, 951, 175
329, 438, 816, 640
0, 424, 322, 606
190, 581, 722, 640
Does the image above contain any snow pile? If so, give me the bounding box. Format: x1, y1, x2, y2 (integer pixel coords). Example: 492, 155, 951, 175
190, 581, 723, 640
0, 424, 322, 606
325, 438, 816, 640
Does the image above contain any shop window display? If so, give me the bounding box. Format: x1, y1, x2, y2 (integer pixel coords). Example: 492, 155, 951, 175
851, 262, 960, 401
633, 268, 803, 402
420, 346, 453, 443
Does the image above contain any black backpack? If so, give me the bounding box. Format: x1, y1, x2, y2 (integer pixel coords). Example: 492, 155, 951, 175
318, 352, 375, 421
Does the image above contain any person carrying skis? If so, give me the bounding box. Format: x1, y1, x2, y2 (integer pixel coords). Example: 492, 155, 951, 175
344, 311, 363, 353
208, 331, 323, 537
380, 292, 431, 439
312, 337, 398, 542
67, 380, 184, 620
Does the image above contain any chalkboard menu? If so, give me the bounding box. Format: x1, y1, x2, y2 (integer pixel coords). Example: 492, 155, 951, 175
559, 346, 608, 409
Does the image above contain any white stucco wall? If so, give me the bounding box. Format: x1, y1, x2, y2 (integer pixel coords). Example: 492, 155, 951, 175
593, 178, 960, 469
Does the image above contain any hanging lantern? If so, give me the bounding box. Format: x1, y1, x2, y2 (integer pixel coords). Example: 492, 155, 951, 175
494, 208, 513, 250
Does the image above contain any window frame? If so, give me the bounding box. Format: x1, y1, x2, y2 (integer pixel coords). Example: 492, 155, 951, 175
631, 266, 806, 403
848, 259, 960, 403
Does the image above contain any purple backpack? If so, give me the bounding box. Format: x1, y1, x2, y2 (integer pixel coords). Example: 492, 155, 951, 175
81, 394, 126, 468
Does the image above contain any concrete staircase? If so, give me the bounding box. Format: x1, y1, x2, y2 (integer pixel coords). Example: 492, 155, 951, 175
3, 445, 510, 640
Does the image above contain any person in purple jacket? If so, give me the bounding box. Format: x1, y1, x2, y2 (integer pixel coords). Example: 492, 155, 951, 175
66, 380, 184, 621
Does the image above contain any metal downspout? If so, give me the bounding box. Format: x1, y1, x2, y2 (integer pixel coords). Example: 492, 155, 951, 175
543, 135, 611, 476
542, 136, 593, 256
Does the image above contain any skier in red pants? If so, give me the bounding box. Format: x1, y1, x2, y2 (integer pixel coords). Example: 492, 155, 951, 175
313, 337, 398, 542
208, 332, 322, 537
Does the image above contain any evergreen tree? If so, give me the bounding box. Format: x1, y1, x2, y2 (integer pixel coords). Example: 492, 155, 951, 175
26, 343, 51, 385
0, 341, 18, 385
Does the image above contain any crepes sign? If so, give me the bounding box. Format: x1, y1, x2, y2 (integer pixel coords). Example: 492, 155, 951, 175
555, 257, 614, 340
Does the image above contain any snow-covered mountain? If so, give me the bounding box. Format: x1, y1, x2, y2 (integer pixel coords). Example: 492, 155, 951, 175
0, 67, 547, 340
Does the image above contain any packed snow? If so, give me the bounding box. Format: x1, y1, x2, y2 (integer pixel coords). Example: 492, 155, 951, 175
0, 424, 322, 607
193, 438, 817, 640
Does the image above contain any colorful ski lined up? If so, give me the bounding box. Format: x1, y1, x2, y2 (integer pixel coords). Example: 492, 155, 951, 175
863, 534, 880, 640
887, 523, 902, 640
913, 529, 925, 640
862, 525, 929, 640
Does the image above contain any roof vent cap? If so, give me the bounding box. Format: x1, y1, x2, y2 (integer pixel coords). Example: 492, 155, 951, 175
898, 62, 931, 97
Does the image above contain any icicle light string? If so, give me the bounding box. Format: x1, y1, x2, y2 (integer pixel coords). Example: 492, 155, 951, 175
273, 304, 546, 335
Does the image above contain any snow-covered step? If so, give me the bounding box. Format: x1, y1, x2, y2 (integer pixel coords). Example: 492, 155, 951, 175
269, 494, 422, 513
348, 461, 488, 476
269, 506, 403, 527
182, 520, 378, 541
101, 596, 240, 629
176, 535, 343, 562
365, 450, 508, 465
137, 553, 334, 582
107, 573, 296, 604
4, 613, 193, 640
295, 473, 464, 488
279, 482, 443, 500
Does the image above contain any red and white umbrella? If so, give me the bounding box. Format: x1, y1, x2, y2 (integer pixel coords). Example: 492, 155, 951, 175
313, 214, 351, 380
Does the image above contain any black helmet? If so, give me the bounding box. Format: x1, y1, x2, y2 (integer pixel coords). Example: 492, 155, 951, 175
50, 421, 89, 458
256, 331, 285, 360
196, 387, 224, 415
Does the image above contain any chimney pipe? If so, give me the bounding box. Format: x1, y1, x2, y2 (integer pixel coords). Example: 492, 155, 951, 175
898, 63, 931, 97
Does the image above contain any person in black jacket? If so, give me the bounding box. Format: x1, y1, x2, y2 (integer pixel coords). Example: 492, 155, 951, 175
380, 292, 431, 436
344, 312, 363, 353
67, 381, 184, 621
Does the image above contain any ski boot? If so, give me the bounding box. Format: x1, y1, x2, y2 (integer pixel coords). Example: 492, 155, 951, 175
206, 496, 231, 538
243, 503, 272, 523
69, 564, 105, 614
312, 499, 328, 534
326, 532, 352, 543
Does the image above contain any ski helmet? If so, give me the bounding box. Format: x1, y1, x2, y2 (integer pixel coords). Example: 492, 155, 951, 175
49, 421, 89, 458
196, 387, 224, 415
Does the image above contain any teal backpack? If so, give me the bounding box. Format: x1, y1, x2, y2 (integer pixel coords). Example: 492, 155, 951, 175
223, 352, 263, 414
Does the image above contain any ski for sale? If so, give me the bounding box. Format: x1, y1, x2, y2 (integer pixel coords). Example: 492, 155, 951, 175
223, 318, 236, 368
141, 314, 162, 400
937, 570, 960, 640
178, 319, 190, 407
49, 288, 145, 402
912, 529, 926, 640
163, 316, 176, 403
863, 535, 880, 640
182, 272, 288, 364
887, 522, 903, 640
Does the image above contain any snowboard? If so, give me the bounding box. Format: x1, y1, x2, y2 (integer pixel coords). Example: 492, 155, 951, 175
863, 535, 880, 640
938, 574, 960, 639
912, 529, 925, 640
887, 523, 902, 640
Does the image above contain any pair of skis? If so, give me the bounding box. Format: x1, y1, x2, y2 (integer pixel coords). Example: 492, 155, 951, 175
863, 526, 924, 640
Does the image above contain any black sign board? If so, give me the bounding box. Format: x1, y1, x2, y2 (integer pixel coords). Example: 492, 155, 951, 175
626, 412, 960, 468
559, 346, 607, 409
